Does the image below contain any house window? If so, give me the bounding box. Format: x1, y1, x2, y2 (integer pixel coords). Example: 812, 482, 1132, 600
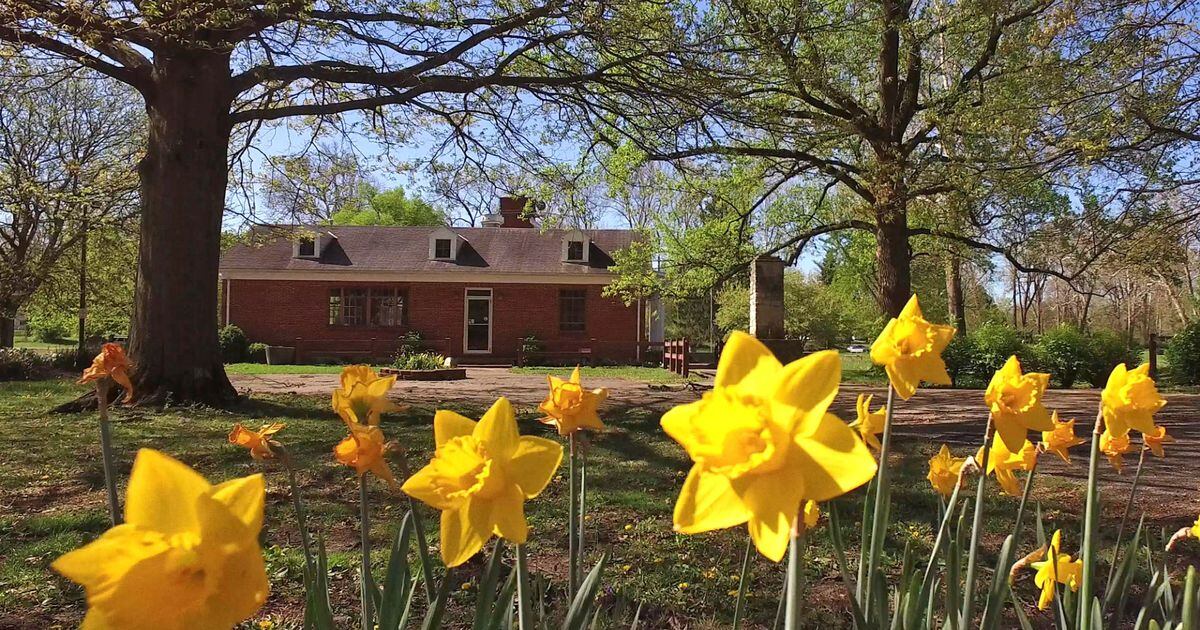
298, 237, 316, 257
434, 238, 452, 259
329, 287, 404, 326
559, 289, 586, 332
566, 240, 585, 261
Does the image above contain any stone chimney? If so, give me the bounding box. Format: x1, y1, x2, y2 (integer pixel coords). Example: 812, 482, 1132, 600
498, 196, 535, 228
750, 255, 785, 339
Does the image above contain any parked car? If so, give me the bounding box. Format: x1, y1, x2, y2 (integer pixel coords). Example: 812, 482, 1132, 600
846, 343, 867, 354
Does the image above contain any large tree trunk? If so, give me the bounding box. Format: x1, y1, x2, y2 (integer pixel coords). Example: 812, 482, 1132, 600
874, 178, 911, 317
945, 254, 967, 333
0, 316, 13, 348
127, 51, 237, 406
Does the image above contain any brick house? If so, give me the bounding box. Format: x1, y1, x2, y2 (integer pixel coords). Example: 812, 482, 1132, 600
218, 198, 647, 364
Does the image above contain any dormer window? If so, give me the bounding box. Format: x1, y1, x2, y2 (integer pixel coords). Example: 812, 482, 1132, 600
297, 237, 316, 257
561, 229, 590, 263
434, 238, 453, 260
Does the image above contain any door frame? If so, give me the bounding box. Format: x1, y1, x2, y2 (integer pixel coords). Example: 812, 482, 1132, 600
463, 287, 493, 354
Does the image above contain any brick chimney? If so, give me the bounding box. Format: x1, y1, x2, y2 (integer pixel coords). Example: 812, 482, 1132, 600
498, 196, 535, 228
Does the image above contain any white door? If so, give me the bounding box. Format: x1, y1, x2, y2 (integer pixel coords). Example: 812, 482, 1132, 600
464, 289, 492, 353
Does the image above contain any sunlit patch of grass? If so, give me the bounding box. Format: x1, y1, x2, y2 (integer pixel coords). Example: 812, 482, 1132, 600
510, 365, 685, 384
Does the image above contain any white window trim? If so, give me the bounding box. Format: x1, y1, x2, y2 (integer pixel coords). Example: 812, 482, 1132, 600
293, 233, 324, 258
463, 287, 493, 354
429, 227, 462, 260
561, 229, 590, 263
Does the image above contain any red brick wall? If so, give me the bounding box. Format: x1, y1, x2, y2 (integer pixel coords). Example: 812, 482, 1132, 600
223, 279, 641, 363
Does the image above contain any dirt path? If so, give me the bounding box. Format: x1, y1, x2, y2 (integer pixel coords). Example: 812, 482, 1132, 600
230, 370, 1200, 516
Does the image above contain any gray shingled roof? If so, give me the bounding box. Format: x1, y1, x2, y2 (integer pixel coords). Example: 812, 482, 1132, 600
220, 225, 638, 275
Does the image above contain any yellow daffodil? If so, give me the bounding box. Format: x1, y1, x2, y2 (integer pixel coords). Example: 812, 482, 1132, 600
334, 422, 400, 489
1031, 530, 1082, 610
803, 500, 820, 529
1143, 425, 1174, 457
1040, 413, 1086, 463
228, 422, 285, 460
1100, 429, 1133, 473
851, 393, 886, 451
1192, 514, 1200, 539
331, 365, 401, 426
927, 444, 965, 498
1101, 363, 1165, 437
984, 356, 1054, 452
661, 332, 876, 562
538, 366, 608, 435
402, 397, 563, 567
79, 342, 135, 402
52, 449, 268, 629
869, 295, 956, 400
976, 437, 1038, 496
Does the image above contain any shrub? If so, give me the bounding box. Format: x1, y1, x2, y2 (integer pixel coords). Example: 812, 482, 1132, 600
1166, 322, 1200, 385
48, 349, 84, 371
0, 348, 49, 380
1033, 324, 1088, 388
29, 315, 74, 343
391, 351, 445, 371
941, 335, 976, 387
1082, 330, 1140, 388
247, 342, 268, 364
967, 321, 1025, 376
520, 333, 542, 355
398, 330, 424, 355
218, 325, 250, 363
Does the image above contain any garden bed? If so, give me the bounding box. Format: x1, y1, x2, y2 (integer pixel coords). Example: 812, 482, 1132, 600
377, 366, 466, 380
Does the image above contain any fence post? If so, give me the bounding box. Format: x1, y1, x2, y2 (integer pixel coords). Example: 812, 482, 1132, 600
681, 339, 690, 378
1149, 333, 1158, 379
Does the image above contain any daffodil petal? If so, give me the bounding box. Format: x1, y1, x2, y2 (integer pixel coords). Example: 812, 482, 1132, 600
885, 363, 918, 400
673, 467, 751, 534
440, 500, 490, 568
473, 397, 520, 458
507, 436, 563, 498
51, 525, 167, 592
434, 410, 476, 447
489, 485, 529, 544
124, 449, 209, 534
777, 350, 841, 433
736, 467, 804, 562
210, 474, 265, 533
792, 413, 878, 502
715, 332, 782, 390
995, 420, 1028, 454
401, 465, 457, 511
660, 400, 702, 446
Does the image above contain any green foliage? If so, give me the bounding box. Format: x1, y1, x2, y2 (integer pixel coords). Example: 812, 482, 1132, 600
1166, 323, 1200, 385
390, 352, 445, 371
247, 342, 268, 364
398, 330, 424, 355
942, 335, 976, 387
29, 316, 74, 343
715, 272, 851, 348
602, 239, 660, 306
1083, 331, 1140, 388
218, 325, 250, 363
331, 185, 445, 227
1033, 325, 1089, 388
0, 348, 80, 380
968, 322, 1026, 376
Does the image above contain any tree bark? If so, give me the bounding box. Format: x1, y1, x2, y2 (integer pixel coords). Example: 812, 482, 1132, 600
873, 176, 912, 317
127, 51, 237, 406
0, 316, 13, 348
945, 254, 967, 333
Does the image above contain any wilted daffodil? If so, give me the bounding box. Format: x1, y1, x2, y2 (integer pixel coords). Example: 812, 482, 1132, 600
79, 342, 135, 402
927, 444, 965, 498
52, 449, 268, 629
1101, 363, 1165, 437
1040, 413, 1086, 463
1144, 425, 1174, 457
1100, 429, 1133, 473
976, 437, 1038, 497
1031, 530, 1082, 610
984, 356, 1053, 452
228, 422, 285, 460
335, 422, 400, 489
538, 366, 608, 435
851, 393, 886, 451
332, 365, 401, 426
662, 332, 876, 562
869, 295, 956, 400
402, 397, 563, 567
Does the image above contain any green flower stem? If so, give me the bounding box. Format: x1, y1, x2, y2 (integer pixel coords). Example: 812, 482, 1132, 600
1105, 444, 1147, 588
981, 456, 1038, 630
275, 445, 314, 574
863, 385, 896, 619
960, 413, 995, 628
732, 534, 754, 629
1078, 406, 1105, 630
920, 467, 967, 597
396, 452, 436, 603
95, 381, 122, 526
568, 433, 580, 598
784, 520, 808, 629
579, 434, 587, 590
359, 475, 375, 630
515, 544, 533, 630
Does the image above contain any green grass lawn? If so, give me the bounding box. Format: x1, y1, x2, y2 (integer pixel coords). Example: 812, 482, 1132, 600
12, 334, 76, 351
510, 365, 685, 384
0, 377, 1158, 628
224, 362, 354, 375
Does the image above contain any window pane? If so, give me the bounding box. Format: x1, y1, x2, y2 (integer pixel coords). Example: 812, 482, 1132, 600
298, 238, 315, 256
344, 288, 367, 326
435, 239, 452, 259
370, 288, 403, 327
560, 289, 586, 332
328, 290, 342, 325
567, 240, 584, 260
